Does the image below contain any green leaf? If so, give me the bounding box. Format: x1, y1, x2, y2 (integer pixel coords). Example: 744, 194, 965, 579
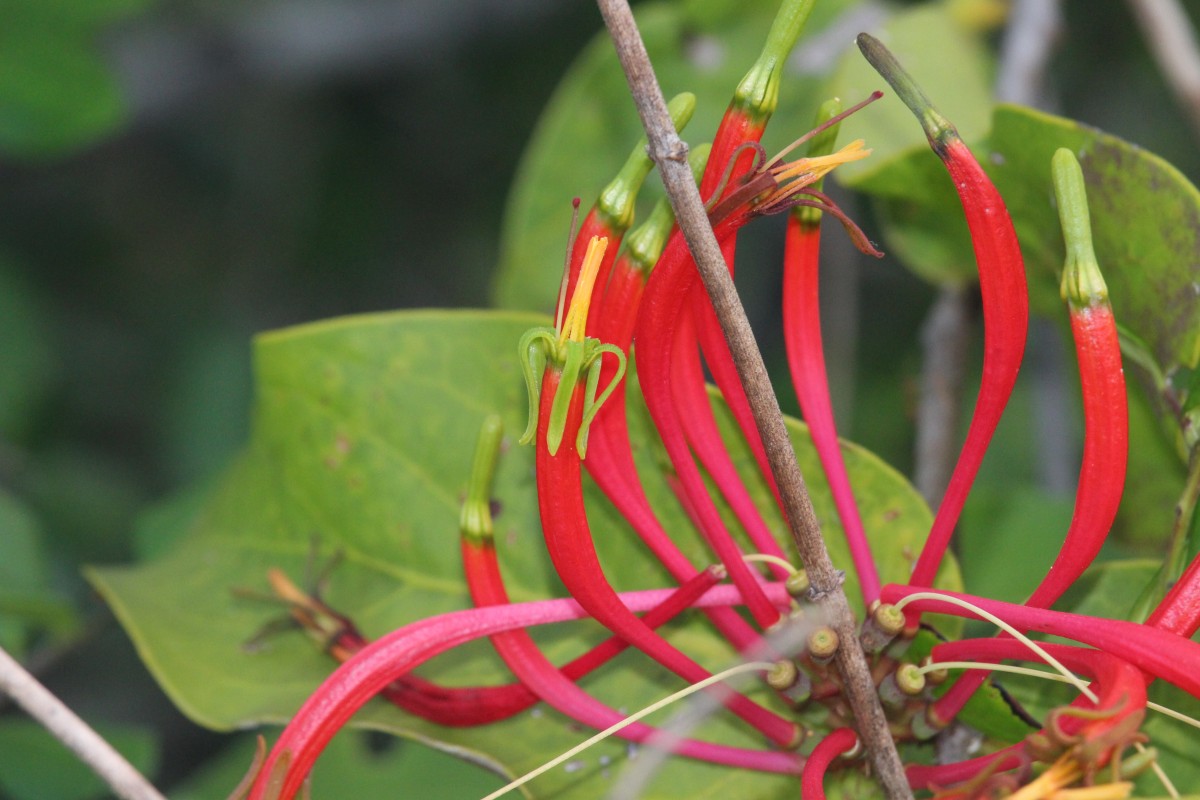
0, 0, 155, 158
493, 0, 855, 312
844, 100, 1200, 388
172, 733, 504, 800
90, 310, 952, 798
956, 485, 1074, 612
986, 105, 1200, 378
0, 719, 157, 800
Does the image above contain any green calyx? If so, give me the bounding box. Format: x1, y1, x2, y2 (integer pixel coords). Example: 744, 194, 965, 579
795, 98, 844, 227
597, 92, 696, 231
856, 33, 959, 152
733, 0, 815, 119
518, 328, 626, 458
1052, 148, 1109, 309
459, 414, 504, 544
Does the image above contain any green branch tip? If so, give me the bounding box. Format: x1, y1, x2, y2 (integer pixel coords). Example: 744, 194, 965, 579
599, 92, 696, 230
796, 98, 844, 226
460, 414, 504, 542
856, 33, 958, 149
1052, 148, 1108, 308
734, 0, 817, 118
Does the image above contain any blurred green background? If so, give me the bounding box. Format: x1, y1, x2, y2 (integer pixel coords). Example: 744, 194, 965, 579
2, 0, 1200, 796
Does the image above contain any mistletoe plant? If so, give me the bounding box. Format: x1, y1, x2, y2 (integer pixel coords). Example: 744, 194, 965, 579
78, 1, 1200, 799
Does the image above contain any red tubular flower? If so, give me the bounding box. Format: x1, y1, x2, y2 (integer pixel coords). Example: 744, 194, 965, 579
247, 582, 794, 799
582, 166, 768, 653
800, 727, 859, 799
626, 0, 820, 629
783, 98, 880, 605
857, 34, 1029, 598
459, 417, 798, 770
522, 237, 799, 747
555, 93, 695, 324
1147, 551, 1200, 637
884, 585, 1200, 697
934, 147, 1128, 721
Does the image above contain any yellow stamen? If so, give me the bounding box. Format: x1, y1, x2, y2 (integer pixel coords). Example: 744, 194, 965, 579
1007, 754, 1083, 800
759, 140, 870, 209
771, 139, 871, 183
1047, 782, 1134, 800
559, 235, 608, 344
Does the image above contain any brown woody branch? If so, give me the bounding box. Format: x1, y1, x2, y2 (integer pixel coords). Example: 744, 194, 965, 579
594, 2, 913, 797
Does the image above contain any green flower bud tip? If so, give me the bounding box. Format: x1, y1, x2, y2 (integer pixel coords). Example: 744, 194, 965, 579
459, 414, 504, 543
856, 33, 958, 151
1052, 147, 1109, 309
735, 0, 816, 119
597, 92, 696, 230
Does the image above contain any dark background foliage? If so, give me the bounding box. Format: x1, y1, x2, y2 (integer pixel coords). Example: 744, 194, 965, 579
1, 0, 1199, 796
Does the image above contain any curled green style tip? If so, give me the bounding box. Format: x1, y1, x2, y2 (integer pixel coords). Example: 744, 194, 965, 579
460, 414, 504, 544
735, 0, 816, 119
1052, 148, 1108, 309
598, 92, 696, 230
856, 33, 957, 150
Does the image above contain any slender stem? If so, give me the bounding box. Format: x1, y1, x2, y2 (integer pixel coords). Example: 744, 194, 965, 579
1127, 0, 1200, 140
593, 3, 912, 797
914, 284, 972, 507
0, 644, 166, 800
1164, 449, 1200, 589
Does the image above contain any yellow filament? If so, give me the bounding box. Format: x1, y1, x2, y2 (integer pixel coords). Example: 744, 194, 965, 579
1047, 783, 1133, 800
559, 235, 608, 344
770, 140, 871, 183
477, 660, 775, 800
742, 554, 798, 575
1006, 753, 1083, 800
899, 591, 1179, 799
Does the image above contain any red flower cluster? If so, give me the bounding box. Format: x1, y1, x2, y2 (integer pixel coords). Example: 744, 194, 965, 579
237, 5, 1200, 799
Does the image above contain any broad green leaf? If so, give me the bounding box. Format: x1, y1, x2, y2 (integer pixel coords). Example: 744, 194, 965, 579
986, 105, 1200, 378
842, 101, 1200, 387
956, 486, 1074, 612
493, 0, 855, 312
0, 719, 157, 800
91, 310, 952, 798
172, 733, 504, 800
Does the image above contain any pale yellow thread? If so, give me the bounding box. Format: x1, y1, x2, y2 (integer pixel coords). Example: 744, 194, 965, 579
477, 660, 774, 800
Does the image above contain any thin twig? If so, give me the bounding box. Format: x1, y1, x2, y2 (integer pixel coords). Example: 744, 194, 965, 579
593, 2, 912, 797
0, 644, 166, 800
994, 0, 1062, 107
1127, 0, 1200, 140
914, 284, 972, 508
